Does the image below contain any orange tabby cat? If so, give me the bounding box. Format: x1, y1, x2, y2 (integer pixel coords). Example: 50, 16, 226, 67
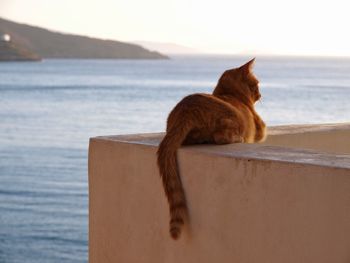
157, 58, 266, 240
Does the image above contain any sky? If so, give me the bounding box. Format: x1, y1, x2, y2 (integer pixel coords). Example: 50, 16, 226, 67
1, 0, 350, 56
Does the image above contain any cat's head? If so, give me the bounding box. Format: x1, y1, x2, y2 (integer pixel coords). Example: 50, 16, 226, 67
213, 58, 261, 103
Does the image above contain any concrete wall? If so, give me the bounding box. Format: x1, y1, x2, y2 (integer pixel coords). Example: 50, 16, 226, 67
88, 124, 350, 263
264, 123, 350, 154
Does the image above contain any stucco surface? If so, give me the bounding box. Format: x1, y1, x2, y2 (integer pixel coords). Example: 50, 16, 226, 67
89, 124, 350, 263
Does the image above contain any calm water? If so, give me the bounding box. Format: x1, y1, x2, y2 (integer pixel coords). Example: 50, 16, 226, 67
1, 56, 350, 262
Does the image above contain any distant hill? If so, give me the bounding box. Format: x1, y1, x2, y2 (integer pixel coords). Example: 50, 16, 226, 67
134, 41, 202, 55
0, 40, 41, 61
0, 17, 168, 59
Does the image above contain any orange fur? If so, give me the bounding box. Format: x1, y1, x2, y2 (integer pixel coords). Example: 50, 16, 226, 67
157, 58, 266, 239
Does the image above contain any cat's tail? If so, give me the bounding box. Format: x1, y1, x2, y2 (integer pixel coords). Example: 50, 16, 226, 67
157, 122, 192, 240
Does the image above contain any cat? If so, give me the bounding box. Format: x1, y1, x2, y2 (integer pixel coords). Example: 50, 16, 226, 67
157, 58, 266, 240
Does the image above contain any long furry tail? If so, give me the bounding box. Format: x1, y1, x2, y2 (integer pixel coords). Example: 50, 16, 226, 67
157, 123, 192, 240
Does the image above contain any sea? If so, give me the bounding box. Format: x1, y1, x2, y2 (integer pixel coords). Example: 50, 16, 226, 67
0, 55, 350, 262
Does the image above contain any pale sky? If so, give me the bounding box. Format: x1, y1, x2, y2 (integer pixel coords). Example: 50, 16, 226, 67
1, 0, 350, 56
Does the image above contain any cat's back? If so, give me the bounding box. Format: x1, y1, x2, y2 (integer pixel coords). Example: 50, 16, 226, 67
171, 93, 233, 114
166, 93, 240, 132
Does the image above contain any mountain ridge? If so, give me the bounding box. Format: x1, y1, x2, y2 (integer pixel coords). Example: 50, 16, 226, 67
134, 41, 202, 55
0, 17, 168, 60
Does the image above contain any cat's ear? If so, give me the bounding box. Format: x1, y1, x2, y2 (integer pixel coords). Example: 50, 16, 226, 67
239, 58, 255, 76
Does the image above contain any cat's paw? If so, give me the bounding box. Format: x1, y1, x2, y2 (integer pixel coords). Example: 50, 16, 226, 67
213, 132, 243, 144
213, 132, 231, 144
231, 135, 244, 143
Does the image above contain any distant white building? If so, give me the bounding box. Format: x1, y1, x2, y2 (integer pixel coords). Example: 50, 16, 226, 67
1, 34, 11, 42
